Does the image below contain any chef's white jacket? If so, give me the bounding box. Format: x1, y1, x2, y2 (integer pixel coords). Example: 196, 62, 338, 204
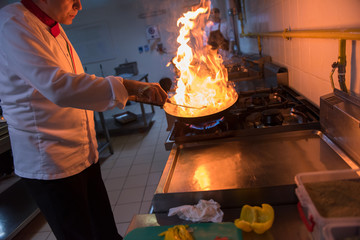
203, 21, 235, 44
0, 3, 129, 180
203, 20, 235, 60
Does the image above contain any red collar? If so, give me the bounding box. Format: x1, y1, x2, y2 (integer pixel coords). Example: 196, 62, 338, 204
21, 0, 60, 37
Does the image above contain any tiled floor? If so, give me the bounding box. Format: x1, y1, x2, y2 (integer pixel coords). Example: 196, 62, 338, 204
12, 103, 170, 240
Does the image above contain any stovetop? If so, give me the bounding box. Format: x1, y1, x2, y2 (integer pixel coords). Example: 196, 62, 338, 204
165, 85, 320, 150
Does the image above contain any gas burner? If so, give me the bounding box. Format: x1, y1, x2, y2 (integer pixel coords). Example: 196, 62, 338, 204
277, 108, 308, 125
251, 93, 270, 105
262, 108, 284, 126
244, 107, 312, 129
170, 116, 229, 140
244, 112, 262, 128
244, 109, 284, 128
188, 117, 225, 131
238, 92, 287, 109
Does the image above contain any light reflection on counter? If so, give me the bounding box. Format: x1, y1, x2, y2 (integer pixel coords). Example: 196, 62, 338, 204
192, 152, 242, 191
193, 165, 210, 190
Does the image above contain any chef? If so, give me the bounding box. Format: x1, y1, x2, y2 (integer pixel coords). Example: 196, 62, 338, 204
0, 0, 167, 239
203, 7, 235, 60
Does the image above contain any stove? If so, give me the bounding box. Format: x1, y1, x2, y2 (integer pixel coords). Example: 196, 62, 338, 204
154, 58, 360, 214
165, 85, 320, 150
153, 86, 360, 213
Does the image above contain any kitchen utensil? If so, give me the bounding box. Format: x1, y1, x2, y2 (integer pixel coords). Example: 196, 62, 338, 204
167, 101, 207, 109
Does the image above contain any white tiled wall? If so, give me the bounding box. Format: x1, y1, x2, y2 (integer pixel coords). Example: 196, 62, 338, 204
239, 0, 360, 106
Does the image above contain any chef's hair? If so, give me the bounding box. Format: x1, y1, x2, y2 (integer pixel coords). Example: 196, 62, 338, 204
211, 8, 220, 14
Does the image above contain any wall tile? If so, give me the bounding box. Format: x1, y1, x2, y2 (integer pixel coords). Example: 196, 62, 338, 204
292, 38, 301, 69
309, 39, 338, 81
268, 3, 284, 31
311, 75, 333, 105
337, 0, 360, 27
289, 0, 299, 30
242, 0, 359, 100
300, 71, 315, 104
299, 38, 311, 72
288, 67, 301, 92
284, 38, 293, 66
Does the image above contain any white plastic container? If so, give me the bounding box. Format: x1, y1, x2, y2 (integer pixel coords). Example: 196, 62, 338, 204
295, 169, 360, 240
323, 221, 360, 240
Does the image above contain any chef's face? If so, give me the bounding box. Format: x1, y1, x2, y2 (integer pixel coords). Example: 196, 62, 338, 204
43, 0, 82, 25
210, 8, 220, 23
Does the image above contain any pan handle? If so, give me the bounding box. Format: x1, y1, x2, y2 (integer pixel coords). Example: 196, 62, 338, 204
128, 95, 164, 107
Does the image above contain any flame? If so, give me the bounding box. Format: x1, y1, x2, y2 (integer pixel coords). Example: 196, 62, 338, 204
165, 0, 237, 118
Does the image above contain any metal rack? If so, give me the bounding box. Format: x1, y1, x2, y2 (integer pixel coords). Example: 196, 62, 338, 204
95, 112, 114, 155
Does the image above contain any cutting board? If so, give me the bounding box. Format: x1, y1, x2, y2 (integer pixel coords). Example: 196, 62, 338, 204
124, 222, 242, 240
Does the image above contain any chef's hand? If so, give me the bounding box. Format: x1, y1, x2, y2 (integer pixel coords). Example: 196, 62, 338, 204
123, 79, 168, 106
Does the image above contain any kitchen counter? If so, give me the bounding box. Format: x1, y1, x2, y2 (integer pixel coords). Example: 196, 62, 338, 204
126, 204, 312, 239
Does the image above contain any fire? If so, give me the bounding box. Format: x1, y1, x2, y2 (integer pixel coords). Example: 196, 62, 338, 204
165, 0, 237, 118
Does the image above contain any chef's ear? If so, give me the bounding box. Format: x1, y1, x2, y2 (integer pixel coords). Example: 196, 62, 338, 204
73, 0, 82, 10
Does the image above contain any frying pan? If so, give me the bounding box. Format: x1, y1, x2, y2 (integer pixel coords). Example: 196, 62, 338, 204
163, 93, 238, 125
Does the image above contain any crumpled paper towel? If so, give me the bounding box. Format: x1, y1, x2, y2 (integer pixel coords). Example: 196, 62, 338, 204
168, 199, 224, 222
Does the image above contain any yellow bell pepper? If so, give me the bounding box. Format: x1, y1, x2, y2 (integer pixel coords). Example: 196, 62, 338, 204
234, 203, 274, 234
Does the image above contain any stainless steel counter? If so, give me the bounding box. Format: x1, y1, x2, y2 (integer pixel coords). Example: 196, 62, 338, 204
153, 129, 354, 212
